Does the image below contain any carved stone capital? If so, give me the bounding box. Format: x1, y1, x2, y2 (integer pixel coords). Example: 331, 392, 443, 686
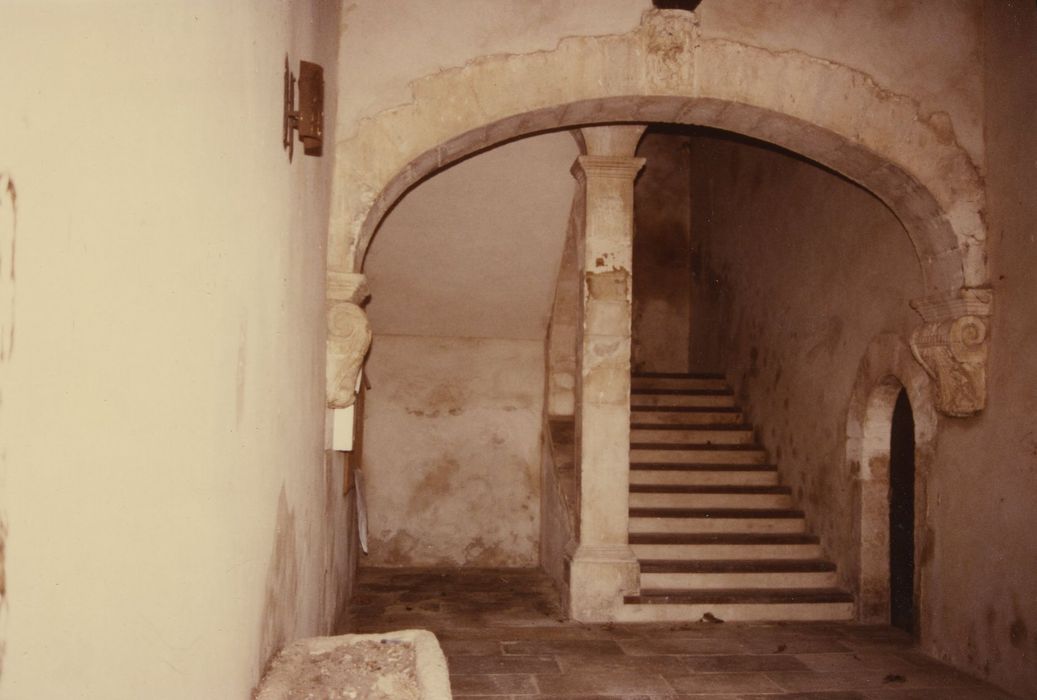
571, 155, 647, 184
327, 271, 370, 305
326, 274, 372, 409
909, 288, 992, 417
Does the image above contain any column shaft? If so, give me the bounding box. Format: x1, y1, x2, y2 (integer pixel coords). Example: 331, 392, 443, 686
567, 126, 645, 621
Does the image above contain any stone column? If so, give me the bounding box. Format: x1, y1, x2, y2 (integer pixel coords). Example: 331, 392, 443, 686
568, 125, 646, 622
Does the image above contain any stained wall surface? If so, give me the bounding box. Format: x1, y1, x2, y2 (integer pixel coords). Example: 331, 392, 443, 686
361, 132, 578, 567
361, 335, 543, 567
915, 3, 1037, 695
686, 132, 923, 609
632, 131, 693, 374
0, 3, 354, 698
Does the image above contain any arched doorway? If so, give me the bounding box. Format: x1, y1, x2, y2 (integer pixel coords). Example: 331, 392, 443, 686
889, 388, 916, 633
847, 334, 936, 634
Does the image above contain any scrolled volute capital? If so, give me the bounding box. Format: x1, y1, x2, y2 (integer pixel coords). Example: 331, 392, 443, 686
908, 288, 992, 417
326, 293, 372, 409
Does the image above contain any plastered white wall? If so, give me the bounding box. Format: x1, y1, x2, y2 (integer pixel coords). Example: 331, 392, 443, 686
0, 2, 349, 697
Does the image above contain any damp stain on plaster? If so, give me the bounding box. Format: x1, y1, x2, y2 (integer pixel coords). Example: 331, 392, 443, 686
409, 458, 461, 512
374, 530, 422, 567
585, 270, 629, 300
1008, 594, 1030, 650
806, 316, 845, 360
404, 383, 467, 418
257, 487, 300, 682
462, 537, 508, 566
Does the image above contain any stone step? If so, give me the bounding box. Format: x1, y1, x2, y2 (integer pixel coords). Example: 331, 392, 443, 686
630, 407, 745, 425
630, 424, 755, 444
630, 444, 769, 465
629, 485, 792, 509
631, 390, 737, 408
630, 465, 779, 487
639, 558, 838, 590
629, 507, 807, 534
631, 374, 729, 391
617, 588, 854, 622
629, 533, 822, 560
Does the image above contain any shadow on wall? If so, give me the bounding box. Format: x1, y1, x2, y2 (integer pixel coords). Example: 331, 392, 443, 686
257, 487, 300, 682
0, 173, 17, 675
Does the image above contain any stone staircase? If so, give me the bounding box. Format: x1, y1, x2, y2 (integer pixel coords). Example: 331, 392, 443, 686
617, 371, 854, 623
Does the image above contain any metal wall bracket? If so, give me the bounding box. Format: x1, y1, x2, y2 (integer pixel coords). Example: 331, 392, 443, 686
283, 58, 324, 161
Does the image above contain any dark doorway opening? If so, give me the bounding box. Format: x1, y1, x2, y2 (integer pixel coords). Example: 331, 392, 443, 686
889, 388, 915, 633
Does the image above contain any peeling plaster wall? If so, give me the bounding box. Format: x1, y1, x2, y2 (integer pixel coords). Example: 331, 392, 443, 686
917, 3, 1037, 695
633, 130, 694, 373
362, 335, 543, 567
687, 132, 923, 600
0, 3, 354, 698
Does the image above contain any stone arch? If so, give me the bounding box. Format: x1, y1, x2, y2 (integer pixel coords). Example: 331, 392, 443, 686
324, 8, 993, 413
329, 9, 986, 293
846, 333, 938, 635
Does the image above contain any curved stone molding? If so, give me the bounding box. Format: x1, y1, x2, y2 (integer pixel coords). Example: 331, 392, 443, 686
330, 8, 986, 296
326, 272, 372, 409
909, 288, 993, 417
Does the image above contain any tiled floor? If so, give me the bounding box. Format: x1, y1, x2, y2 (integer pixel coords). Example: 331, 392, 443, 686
338, 568, 1016, 700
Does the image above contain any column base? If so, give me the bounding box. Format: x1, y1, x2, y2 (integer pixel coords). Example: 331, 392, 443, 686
567, 544, 640, 622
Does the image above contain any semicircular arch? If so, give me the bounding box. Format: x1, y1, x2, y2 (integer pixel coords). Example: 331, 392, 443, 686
329, 10, 986, 295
